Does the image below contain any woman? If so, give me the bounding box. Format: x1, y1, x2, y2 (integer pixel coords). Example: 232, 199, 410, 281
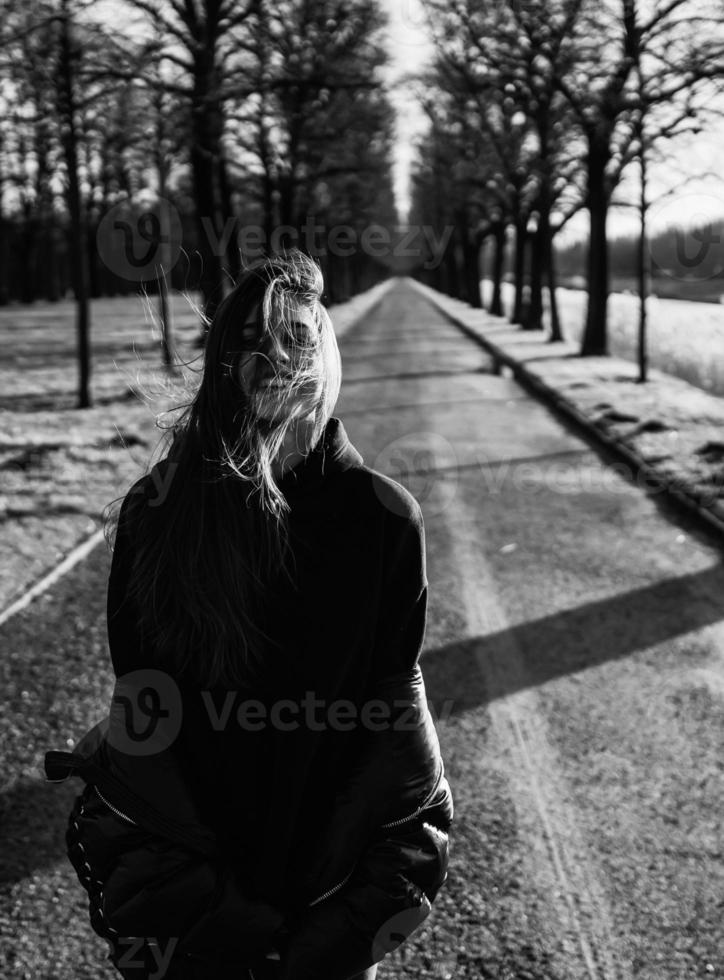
46, 250, 453, 980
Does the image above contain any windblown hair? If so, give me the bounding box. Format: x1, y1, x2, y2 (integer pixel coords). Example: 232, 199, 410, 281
103, 250, 342, 688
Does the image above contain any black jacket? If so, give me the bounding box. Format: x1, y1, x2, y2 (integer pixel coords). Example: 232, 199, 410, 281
44, 417, 454, 979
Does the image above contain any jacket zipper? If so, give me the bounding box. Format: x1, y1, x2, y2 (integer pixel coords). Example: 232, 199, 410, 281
94, 785, 138, 826
308, 765, 445, 907
85, 766, 217, 855
379, 763, 444, 831
309, 867, 354, 907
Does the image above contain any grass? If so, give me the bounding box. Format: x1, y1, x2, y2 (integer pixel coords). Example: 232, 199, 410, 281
482, 279, 724, 396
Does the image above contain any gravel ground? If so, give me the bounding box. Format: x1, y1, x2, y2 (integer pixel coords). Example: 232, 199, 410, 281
1, 544, 117, 979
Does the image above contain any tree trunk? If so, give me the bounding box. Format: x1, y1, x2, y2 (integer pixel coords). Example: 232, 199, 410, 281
0, 218, 8, 305
278, 172, 295, 230
258, 114, 277, 249
58, 0, 91, 408
489, 223, 505, 316
19, 213, 35, 303
0, 135, 8, 305
87, 220, 102, 298
581, 143, 610, 355
511, 214, 527, 325
158, 270, 172, 370
42, 220, 61, 301
157, 164, 174, 372
218, 150, 241, 281
443, 227, 462, 298
636, 88, 648, 383
462, 223, 481, 308
191, 57, 225, 333
327, 249, 351, 304
191, 142, 224, 322
525, 214, 545, 330
546, 227, 563, 342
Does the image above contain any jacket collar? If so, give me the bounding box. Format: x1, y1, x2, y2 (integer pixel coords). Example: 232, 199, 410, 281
146, 416, 361, 501
277, 416, 362, 495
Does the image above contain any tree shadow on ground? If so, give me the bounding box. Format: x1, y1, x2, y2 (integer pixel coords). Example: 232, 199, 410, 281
421, 561, 724, 716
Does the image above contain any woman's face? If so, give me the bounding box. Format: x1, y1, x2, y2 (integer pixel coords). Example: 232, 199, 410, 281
236, 300, 324, 421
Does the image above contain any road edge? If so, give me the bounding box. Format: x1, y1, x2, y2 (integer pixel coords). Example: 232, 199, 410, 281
410, 278, 724, 546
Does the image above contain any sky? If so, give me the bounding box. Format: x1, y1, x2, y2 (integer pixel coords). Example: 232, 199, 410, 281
380, 0, 433, 222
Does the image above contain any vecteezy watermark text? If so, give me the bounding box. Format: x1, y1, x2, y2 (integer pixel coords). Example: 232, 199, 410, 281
201, 689, 456, 732
97, 198, 454, 279
113, 937, 178, 980
106, 669, 456, 755
200, 216, 452, 269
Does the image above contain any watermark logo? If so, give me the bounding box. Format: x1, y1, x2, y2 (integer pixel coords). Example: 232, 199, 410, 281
386, 0, 431, 50
113, 937, 178, 980
95, 208, 454, 281
648, 192, 724, 282
107, 669, 183, 756
195, 217, 453, 269
199, 689, 456, 733
643, 664, 724, 742
371, 902, 432, 961
372, 431, 459, 518
97, 198, 183, 281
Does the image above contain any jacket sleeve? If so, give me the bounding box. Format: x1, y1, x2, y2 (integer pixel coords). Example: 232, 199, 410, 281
370, 489, 428, 679
107, 476, 155, 677
276, 498, 454, 980
65, 787, 287, 964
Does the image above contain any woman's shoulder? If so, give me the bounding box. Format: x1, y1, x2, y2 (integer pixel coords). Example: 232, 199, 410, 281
112, 458, 177, 544
125, 455, 177, 506
338, 462, 424, 528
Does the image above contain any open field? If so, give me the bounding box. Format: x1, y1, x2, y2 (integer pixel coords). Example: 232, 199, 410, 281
0, 292, 201, 612
558, 274, 724, 305
482, 279, 724, 396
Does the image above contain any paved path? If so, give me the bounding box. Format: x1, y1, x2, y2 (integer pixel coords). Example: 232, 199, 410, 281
337, 281, 724, 980
2, 279, 723, 979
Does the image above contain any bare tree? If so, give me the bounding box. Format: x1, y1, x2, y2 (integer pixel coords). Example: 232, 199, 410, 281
501, 0, 586, 339
262, 0, 391, 223
419, 0, 586, 335
2, 0, 120, 406
1, 0, 167, 405
223, 0, 396, 299
626, 0, 724, 380
123, 0, 258, 326
555, 0, 724, 355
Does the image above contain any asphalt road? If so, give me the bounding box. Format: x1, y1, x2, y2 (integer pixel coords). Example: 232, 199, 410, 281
2, 279, 723, 980
337, 281, 724, 980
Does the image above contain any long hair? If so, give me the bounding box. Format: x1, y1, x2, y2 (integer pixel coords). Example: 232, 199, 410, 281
103, 250, 342, 688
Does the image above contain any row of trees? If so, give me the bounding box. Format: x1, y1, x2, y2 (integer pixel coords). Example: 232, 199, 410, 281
409, 0, 724, 367
0, 0, 398, 405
